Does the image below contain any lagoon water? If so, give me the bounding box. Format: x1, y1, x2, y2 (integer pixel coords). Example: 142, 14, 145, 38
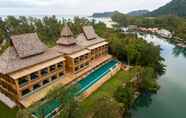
132, 34, 186, 118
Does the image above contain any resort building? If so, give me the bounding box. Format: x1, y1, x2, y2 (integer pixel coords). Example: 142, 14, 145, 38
55, 24, 91, 75
76, 26, 109, 61
0, 33, 65, 106
0, 24, 115, 109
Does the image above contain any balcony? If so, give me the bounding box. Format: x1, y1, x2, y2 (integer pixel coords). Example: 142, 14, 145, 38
31, 72, 39, 81
22, 89, 30, 96
51, 75, 57, 81
43, 79, 50, 85
57, 62, 63, 69
50, 65, 56, 72
33, 84, 41, 90
58, 72, 64, 77
18, 77, 29, 87
41, 68, 49, 76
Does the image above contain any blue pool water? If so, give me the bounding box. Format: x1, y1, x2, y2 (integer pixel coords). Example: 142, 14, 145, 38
75, 59, 119, 95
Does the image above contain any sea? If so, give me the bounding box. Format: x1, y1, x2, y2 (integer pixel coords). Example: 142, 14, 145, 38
0, 15, 112, 23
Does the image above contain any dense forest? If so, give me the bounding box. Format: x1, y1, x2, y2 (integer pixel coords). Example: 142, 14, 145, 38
147, 0, 186, 17
112, 11, 186, 41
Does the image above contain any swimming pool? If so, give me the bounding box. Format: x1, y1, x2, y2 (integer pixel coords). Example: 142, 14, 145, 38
75, 59, 119, 95
32, 59, 119, 118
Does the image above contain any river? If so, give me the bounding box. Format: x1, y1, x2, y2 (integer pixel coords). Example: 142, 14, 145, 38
131, 34, 186, 118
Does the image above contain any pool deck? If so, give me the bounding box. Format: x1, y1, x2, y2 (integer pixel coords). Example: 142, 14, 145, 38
20, 55, 112, 108
81, 62, 121, 99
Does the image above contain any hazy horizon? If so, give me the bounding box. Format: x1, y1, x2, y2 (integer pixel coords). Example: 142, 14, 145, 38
0, 0, 172, 16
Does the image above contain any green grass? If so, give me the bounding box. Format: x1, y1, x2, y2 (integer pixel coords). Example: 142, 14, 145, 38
81, 70, 131, 114
0, 101, 18, 118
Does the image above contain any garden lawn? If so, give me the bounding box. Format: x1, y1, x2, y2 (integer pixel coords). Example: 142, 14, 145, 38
81, 70, 131, 114
0, 101, 18, 118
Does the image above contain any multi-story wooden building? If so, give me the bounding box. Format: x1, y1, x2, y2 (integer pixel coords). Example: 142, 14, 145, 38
76, 26, 109, 61
56, 24, 91, 74
0, 33, 65, 104
0, 25, 110, 108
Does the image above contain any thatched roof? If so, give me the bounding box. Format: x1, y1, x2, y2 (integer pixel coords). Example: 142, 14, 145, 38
83, 26, 97, 40
0, 33, 62, 74
0, 47, 62, 74
57, 24, 76, 46
11, 33, 47, 58
76, 33, 105, 48
61, 24, 73, 37
56, 37, 76, 46
56, 24, 83, 54
75, 26, 106, 48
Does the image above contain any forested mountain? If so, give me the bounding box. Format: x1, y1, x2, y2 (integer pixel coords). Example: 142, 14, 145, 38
92, 11, 115, 18
128, 10, 149, 16
148, 0, 186, 17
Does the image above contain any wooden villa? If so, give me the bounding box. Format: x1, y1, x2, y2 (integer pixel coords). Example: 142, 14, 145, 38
0, 24, 111, 108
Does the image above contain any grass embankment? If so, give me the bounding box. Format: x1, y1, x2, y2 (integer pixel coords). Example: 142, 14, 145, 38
81, 70, 131, 115
0, 102, 18, 118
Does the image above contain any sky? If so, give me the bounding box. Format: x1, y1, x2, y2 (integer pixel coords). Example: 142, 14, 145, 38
0, 0, 172, 16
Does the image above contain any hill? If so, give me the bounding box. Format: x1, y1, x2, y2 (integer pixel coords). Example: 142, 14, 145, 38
148, 0, 186, 17
128, 10, 149, 16
92, 11, 116, 18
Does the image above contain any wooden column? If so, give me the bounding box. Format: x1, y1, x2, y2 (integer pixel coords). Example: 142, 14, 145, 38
15, 79, 21, 99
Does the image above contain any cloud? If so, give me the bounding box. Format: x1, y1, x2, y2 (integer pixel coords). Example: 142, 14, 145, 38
0, 0, 172, 15
0, 0, 34, 8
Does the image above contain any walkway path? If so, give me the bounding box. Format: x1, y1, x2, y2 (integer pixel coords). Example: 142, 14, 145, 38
0, 92, 16, 108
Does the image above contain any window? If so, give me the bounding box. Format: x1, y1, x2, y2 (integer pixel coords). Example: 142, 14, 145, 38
43, 79, 50, 85
51, 75, 57, 81
41, 68, 48, 76
31, 72, 39, 81
74, 58, 79, 64
75, 67, 79, 72
57, 62, 63, 69
80, 55, 84, 61
80, 64, 84, 68
50, 65, 56, 72
33, 84, 40, 90
85, 54, 89, 59
22, 89, 30, 96
59, 72, 64, 77
85, 62, 89, 66
18, 77, 28, 87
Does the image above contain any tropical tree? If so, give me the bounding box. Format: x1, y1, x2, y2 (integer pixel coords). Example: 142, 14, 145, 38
5, 16, 35, 35
0, 20, 6, 44
35, 16, 62, 47
114, 83, 134, 109
140, 67, 160, 93
16, 109, 32, 118
92, 97, 123, 118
